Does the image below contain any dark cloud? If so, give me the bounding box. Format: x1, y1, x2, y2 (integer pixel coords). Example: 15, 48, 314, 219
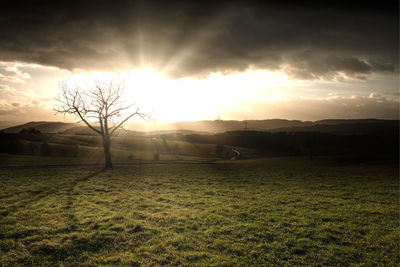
0, 0, 398, 79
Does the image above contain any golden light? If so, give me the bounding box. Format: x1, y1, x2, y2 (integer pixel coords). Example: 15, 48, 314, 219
66, 68, 303, 122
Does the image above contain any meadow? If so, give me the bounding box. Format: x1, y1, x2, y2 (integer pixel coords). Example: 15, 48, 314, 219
0, 157, 398, 266
0, 132, 255, 164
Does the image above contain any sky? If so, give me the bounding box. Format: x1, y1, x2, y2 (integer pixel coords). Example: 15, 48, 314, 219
0, 0, 398, 123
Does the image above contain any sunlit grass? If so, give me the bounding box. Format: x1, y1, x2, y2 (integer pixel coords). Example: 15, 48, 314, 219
0, 158, 398, 265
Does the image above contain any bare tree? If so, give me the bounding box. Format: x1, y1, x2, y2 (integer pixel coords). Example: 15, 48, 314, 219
55, 77, 149, 169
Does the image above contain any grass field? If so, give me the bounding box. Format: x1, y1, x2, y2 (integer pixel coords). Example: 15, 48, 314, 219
0, 157, 398, 266
1, 132, 261, 164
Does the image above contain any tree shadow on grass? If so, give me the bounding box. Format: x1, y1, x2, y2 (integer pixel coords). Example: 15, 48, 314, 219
0, 168, 106, 219
63, 168, 107, 231
25, 168, 114, 264
1, 168, 114, 265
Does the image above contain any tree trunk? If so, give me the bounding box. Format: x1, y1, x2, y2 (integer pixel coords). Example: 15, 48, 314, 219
103, 135, 113, 169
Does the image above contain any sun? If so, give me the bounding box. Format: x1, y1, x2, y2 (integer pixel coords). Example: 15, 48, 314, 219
124, 70, 209, 122
67, 68, 298, 122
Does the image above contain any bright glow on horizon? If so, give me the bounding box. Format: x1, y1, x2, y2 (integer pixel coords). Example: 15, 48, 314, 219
1, 60, 397, 123
65, 69, 304, 122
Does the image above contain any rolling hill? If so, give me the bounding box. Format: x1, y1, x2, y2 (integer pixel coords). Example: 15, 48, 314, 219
2, 119, 398, 136
270, 119, 398, 136
1, 121, 79, 133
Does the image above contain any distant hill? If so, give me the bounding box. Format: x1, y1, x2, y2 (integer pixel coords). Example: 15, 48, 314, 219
314, 119, 391, 125
2, 119, 314, 134
270, 119, 398, 136
125, 119, 314, 132
171, 119, 314, 132
59, 126, 92, 135
1, 121, 79, 133
126, 119, 399, 135
2, 119, 398, 136
1, 119, 398, 161
62, 126, 210, 137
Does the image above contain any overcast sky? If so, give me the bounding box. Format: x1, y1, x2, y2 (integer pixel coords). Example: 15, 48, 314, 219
0, 0, 398, 122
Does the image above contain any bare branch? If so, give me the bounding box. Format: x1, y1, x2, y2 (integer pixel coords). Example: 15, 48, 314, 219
55, 76, 151, 137
74, 107, 102, 135
54, 75, 151, 168
110, 108, 151, 136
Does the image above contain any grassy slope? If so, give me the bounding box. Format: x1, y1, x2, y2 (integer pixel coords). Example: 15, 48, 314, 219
0, 158, 398, 266
3, 133, 224, 163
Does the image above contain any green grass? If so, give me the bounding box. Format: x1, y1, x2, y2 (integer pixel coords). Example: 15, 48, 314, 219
0, 157, 398, 266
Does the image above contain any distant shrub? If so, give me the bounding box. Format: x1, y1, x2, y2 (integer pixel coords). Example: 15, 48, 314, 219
19, 127, 41, 134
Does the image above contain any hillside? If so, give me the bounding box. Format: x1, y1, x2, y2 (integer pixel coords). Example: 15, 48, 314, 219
1, 121, 79, 133
169, 119, 314, 132
0, 119, 398, 164
0, 130, 256, 164
270, 120, 398, 136
2, 119, 398, 136
2, 119, 313, 134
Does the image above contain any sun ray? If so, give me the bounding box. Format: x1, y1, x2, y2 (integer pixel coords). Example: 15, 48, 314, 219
158, 11, 233, 77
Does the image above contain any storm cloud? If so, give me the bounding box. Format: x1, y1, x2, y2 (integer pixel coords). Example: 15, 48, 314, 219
0, 0, 398, 79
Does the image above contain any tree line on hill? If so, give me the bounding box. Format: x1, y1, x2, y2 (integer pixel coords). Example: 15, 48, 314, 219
0, 128, 398, 160
183, 131, 398, 159
0, 131, 78, 157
